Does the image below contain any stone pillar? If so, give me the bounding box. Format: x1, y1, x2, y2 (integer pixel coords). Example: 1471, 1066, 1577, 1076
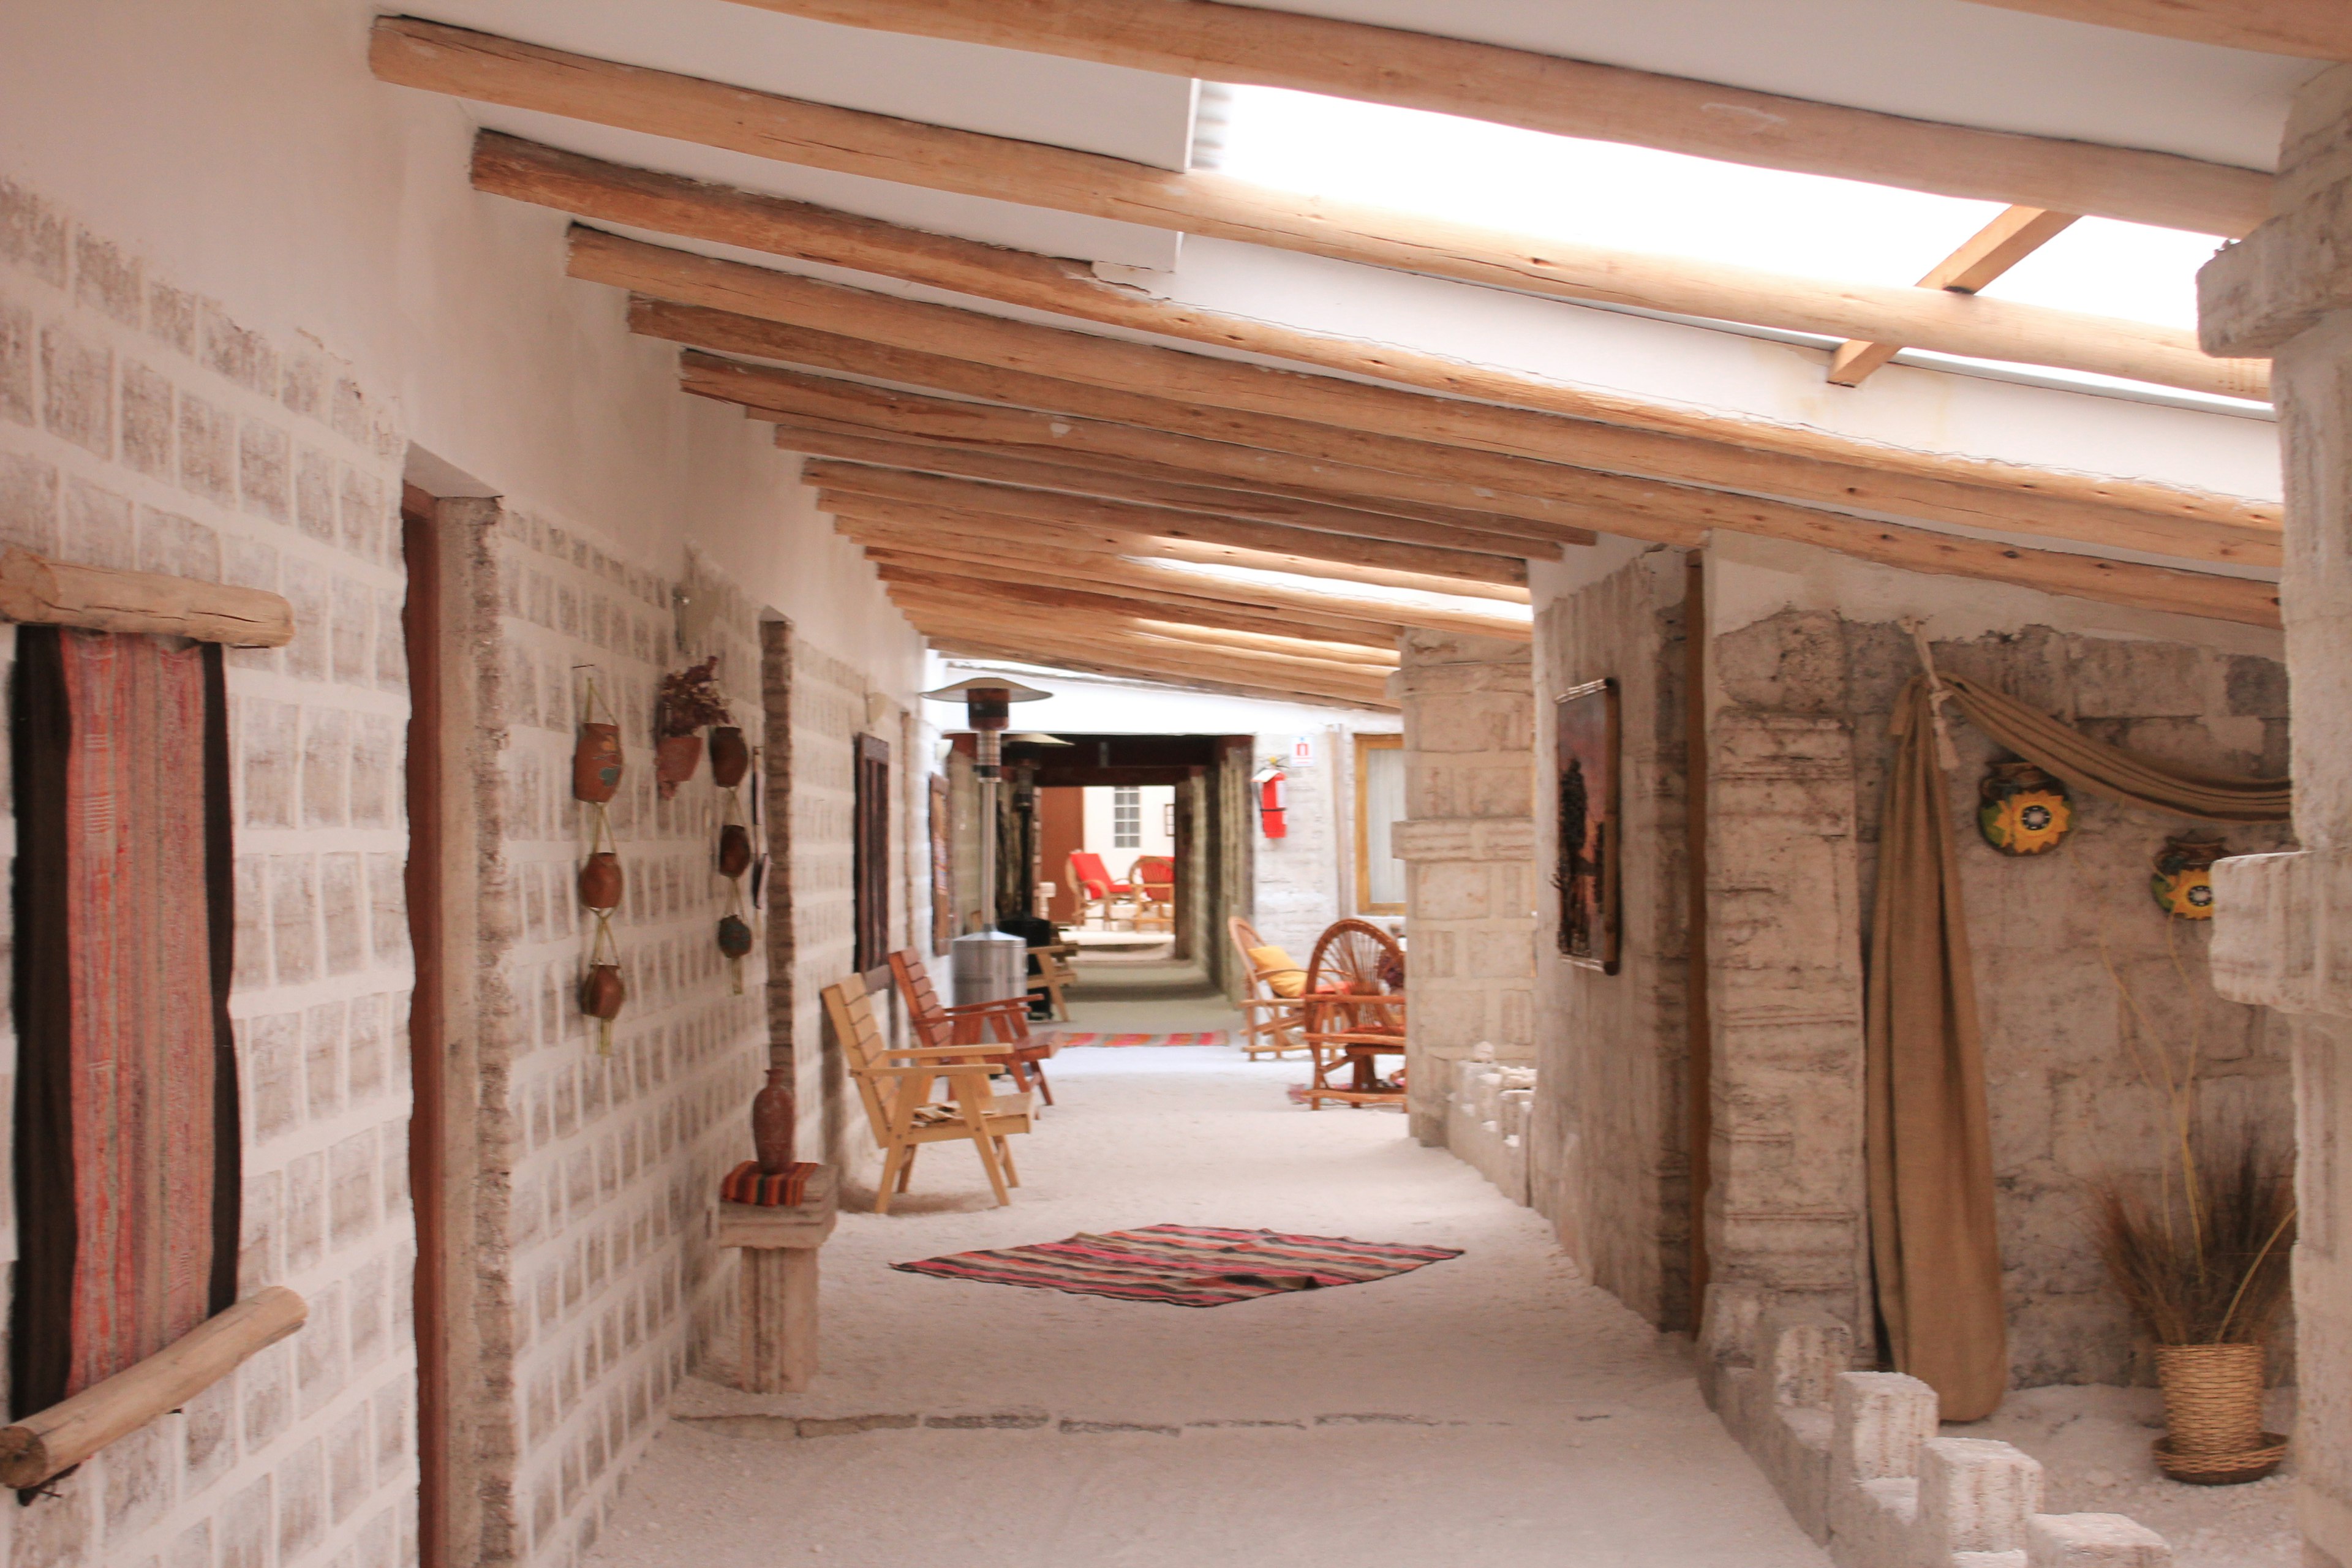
1393, 630, 1536, 1145
2199, 63, 2352, 1568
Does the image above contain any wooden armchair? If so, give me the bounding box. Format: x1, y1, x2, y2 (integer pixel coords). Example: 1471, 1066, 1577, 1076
889, 948, 1059, 1106
1129, 854, 1176, 932
1298, 919, 1408, 1110
1227, 916, 1307, 1060
821, 972, 1033, 1213
1066, 851, 1129, 928
1027, 942, 1077, 1022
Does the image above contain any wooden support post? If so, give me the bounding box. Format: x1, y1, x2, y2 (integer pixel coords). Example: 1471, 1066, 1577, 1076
714, 1168, 837, 1395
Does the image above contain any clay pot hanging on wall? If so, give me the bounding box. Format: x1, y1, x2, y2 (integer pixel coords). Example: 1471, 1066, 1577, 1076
751, 1066, 796, 1175
578, 851, 625, 912
709, 726, 751, 789
718, 823, 753, 880
580, 963, 627, 1020
654, 734, 703, 799
2152, 835, 2230, 920
573, 723, 623, 804
1977, 761, 2073, 856
717, 914, 754, 959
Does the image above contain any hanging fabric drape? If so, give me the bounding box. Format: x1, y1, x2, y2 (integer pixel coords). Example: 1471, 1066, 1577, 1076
10, 627, 240, 1415
1866, 665, 2288, 1421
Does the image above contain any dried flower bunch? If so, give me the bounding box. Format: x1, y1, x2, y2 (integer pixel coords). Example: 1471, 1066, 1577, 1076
656, 655, 730, 738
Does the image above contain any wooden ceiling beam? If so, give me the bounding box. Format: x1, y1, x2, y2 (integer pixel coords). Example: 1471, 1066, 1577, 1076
631, 292, 1580, 552
371, 20, 2263, 397
703, 354, 2281, 569
1958, 0, 2352, 59
768, 419, 1547, 540
1830, 207, 2082, 387
855, 555, 1401, 647
714, 0, 2275, 230
804, 462, 1531, 594
557, 211, 2277, 548
886, 587, 1398, 685
897, 616, 1396, 708
925, 636, 1394, 711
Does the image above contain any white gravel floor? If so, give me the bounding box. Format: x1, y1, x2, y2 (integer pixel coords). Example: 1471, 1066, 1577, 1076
587, 1038, 1831, 1568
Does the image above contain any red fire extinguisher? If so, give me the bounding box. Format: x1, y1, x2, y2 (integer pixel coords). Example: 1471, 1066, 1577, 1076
1256, 765, 1287, 839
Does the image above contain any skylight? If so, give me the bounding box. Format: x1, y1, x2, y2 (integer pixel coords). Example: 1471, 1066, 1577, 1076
1194, 83, 2226, 337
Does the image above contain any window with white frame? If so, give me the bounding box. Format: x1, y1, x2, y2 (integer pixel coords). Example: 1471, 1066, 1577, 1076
1112, 785, 1141, 848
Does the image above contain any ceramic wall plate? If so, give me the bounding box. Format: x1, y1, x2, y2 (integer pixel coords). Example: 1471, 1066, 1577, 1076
1978, 761, 2073, 856
2151, 835, 2228, 919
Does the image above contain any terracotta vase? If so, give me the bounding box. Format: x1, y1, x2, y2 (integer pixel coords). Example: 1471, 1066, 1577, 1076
717, 823, 752, 880
578, 851, 624, 911
709, 726, 751, 789
654, 733, 703, 799
751, 1066, 796, 1174
717, 913, 754, 959
572, 722, 622, 803
579, 963, 627, 1020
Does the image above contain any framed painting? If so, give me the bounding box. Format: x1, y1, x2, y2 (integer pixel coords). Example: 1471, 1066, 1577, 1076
929, 772, 953, 955
1555, 678, 1620, 973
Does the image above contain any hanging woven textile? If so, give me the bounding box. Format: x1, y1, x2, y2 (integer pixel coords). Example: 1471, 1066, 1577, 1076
1868, 657, 2289, 1422
10, 627, 240, 1415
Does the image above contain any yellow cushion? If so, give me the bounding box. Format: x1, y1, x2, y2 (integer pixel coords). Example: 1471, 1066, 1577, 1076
1248, 946, 1305, 998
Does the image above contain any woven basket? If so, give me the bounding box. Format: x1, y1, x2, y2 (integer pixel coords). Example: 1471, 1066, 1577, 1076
2154, 1343, 2278, 1483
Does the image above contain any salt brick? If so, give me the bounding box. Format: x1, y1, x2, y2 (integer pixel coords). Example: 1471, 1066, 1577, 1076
304, 1000, 345, 1120
0, 448, 57, 552
330, 375, 366, 446
240, 699, 298, 828
220, 1476, 271, 1568
238, 417, 290, 522
295, 445, 335, 541
322, 851, 364, 976
147, 282, 195, 355
328, 1130, 377, 1249
40, 323, 112, 458
182, 1372, 239, 1491
347, 1256, 387, 1369
0, 178, 67, 285
0, 296, 31, 424
119, 359, 173, 475
376, 587, 407, 691
61, 476, 133, 570
102, 1415, 173, 1540
177, 390, 235, 506
170, 1519, 211, 1568
281, 347, 327, 420
246, 1011, 302, 1143
347, 992, 387, 1103
284, 1150, 326, 1273
276, 1441, 325, 1558
271, 856, 320, 984
283, 559, 328, 680
369, 852, 407, 967
238, 1167, 282, 1294
356, 1506, 399, 1568
339, 464, 383, 562
72, 230, 141, 325
301, 707, 350, 827
333, 575, 371, 684
138, 505, 219, 581
202, 304, 277, 397
330, 1400, 372, 1522
241, 1343, 292, 1449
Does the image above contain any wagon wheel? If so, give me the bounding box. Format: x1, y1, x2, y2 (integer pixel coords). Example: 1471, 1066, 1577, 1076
1304, 920, 1406, 1095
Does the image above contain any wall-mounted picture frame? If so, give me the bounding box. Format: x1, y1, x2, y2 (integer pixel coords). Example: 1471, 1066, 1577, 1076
1555, 678, 1621, 973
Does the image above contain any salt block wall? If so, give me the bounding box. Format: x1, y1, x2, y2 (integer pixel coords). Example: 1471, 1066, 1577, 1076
0, 175, 420, 1568
1251, 727, 1346, 959
480, 520, 775, 1564
1710, 601, 2294, 1387
1532, 548, 1696, 1331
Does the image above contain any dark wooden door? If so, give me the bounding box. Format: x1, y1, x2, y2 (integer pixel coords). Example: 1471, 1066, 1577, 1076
853, 734, 891, 970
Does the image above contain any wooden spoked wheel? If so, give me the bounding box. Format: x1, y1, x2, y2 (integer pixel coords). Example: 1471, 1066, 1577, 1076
1302, 919, 1408, 1106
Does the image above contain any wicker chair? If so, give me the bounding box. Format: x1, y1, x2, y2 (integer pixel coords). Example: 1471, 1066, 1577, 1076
1227, 916, 1308, 1060
1066, 851, 1129, 928
1128, 854, 1176, 931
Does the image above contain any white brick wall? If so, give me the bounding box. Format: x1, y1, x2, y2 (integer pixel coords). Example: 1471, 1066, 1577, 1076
0, 174, 418, 1568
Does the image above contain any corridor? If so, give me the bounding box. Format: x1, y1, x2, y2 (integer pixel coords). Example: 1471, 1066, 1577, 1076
586, 969, 1827, 1567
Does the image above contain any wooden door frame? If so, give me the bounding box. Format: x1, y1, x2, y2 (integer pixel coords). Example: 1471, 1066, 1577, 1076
402, 487, 494, 1568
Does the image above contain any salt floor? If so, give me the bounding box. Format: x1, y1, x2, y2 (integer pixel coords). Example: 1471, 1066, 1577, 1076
588, 966, 2295, 1568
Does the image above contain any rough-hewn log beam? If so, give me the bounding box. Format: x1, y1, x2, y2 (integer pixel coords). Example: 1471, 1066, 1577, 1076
1959, 0, 2352, 58
927, 635, 1394, 710
371, 28, 2263, 394
804, 462, 1531, 593
860, 556, 1401, 647
560, 214, 2277, 547
897, 609, 1396, 706
1830, 206, 2081, 387
856, 533, 1531, 639
717, 0, 2275, 232
633, 292, 1578, 553
771, 418, 1546, 540
698, 353, 2284, 568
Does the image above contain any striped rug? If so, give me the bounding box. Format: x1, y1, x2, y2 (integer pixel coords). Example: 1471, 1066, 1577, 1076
1033, 1031, 1229, 1049
891, 1224, 1462, 1307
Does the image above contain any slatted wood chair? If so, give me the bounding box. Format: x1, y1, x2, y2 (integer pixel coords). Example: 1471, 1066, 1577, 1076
889, 948, 1059, 1106
821, 971, 1033, 1213
1066, 851, 1129, 928
1027, 941, 1078, 1022
1128, 854, 1177, 931
1227, 915, 1308, 1060
1299, 918, 1409, 1110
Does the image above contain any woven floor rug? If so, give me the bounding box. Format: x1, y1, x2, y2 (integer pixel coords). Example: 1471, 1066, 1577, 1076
891, 1224, 1462, 1307
1033, 1030, 1230, 1048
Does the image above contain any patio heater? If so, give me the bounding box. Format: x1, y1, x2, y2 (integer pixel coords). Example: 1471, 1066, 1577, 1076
923, 676, 1050, 1004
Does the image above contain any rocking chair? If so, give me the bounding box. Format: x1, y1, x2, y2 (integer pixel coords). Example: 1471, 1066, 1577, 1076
1228, 915, 1307, 1060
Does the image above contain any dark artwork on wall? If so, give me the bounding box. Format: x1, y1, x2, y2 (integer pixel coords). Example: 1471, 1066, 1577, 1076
1555, 678, 1621, 973
930, 773, 953, 955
